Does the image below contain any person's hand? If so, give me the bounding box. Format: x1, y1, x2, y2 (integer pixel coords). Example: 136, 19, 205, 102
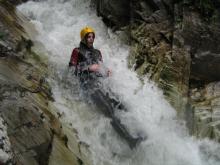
89, 64, 100, 72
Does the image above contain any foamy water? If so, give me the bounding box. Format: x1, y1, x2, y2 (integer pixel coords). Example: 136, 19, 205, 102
18, 0, 220, 165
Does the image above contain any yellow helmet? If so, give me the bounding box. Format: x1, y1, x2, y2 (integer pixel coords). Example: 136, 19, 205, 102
80, 26, 95, 40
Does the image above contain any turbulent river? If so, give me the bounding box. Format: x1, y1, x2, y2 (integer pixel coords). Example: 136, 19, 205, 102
18, 0, 220, 165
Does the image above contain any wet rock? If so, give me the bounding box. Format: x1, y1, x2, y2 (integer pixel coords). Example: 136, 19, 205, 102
91, 0, 130, 28
48, 135, 80, 165
61, 125, 92, 165
182, 9, 220, 83
129, 18, 190, 113
94, 0, 220, 143
191, 82, 220, 141
0, 117, 13, 164
0, 1, 94, 164
0, 41, 12, 57
0, 54, 54, 164
0, 1, 75, 164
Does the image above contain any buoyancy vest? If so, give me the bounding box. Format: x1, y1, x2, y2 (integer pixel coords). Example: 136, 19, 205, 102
76, 42, 102, 73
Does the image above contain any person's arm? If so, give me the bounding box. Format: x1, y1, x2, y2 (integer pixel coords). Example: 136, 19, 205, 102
88, 50, 102, 72
88, 50, 112, 76
69, 48, 79, 67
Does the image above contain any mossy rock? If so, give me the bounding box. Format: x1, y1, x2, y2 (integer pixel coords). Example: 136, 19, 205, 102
0, 31, 5, 39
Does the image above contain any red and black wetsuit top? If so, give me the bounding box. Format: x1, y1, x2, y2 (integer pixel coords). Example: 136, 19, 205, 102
69, 42, 102, 74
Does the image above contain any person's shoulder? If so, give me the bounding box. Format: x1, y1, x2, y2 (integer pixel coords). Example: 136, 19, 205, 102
94, 48, 101, 54
73, 47, 79, 52
71, 47, 79, 55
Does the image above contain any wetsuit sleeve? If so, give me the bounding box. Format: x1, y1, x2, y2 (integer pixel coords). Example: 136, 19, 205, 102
69, 48, 79, 67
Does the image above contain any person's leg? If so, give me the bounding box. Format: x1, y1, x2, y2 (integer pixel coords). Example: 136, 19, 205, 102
81, 78, 145, 149
110, 116, 144, 149
90, 89, 114, 117
109, 96, 126, 111
90, 87, 126, 116
101, 90, 127, 111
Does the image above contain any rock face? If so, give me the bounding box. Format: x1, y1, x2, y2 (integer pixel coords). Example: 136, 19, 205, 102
91, 0, 130, 28
0, 1, 55, 164
92, 0, 220, 141
0, 54, 53, 164
0, 117, 13, 164
0, 1, 91, 165
181, 7, 220, 83
190, 82, 220, 141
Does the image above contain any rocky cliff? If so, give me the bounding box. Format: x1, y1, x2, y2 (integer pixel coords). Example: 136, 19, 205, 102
92, 0, 220, 141
0, 1, 92, 164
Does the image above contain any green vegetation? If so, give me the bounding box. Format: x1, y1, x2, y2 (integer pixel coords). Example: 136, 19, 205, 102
0, 31, 7, 40
184, 0, 215, 17
198, 0, 215, 16
0, 32, 4, 39
211, 9, 220, 23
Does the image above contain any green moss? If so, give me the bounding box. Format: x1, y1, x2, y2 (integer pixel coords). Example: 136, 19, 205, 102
160, 67, 175, 82
0, 0, 15, 11
182, 0, 216, 20
30, 51, 41, 62
198, 0, 214, 16
211, 9, 220, 24
0, 30, 8, 39
26, 50, 48, 69
136, 62, 151, 75
199, 0, 213, 10
0, 32, 4, 39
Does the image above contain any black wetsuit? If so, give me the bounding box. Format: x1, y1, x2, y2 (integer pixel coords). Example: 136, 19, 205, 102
72, 42, 143, 149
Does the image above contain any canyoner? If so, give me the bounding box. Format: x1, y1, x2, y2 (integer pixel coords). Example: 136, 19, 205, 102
68, 26, 145, 149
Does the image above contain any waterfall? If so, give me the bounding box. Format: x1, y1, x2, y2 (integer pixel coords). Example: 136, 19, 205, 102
18, 0, 220, 165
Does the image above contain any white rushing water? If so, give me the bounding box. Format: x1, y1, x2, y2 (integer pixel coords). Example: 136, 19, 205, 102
18, 0, 220, 165
0, 117, 12, 164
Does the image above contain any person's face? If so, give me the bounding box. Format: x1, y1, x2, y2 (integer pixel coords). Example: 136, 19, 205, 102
86, 33, 94, 47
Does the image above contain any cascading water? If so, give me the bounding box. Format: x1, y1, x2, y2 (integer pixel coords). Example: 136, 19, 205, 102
18, 0, 220, 165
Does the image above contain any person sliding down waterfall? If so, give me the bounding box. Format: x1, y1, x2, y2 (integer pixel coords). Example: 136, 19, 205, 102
69, 26, 144, 149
